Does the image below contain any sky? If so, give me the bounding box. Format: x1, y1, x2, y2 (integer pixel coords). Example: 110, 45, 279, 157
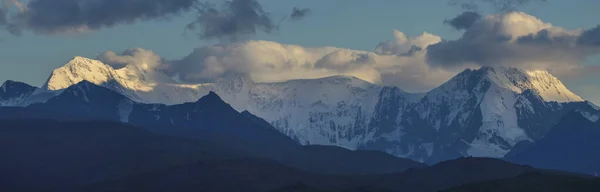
0, 0, 599, 103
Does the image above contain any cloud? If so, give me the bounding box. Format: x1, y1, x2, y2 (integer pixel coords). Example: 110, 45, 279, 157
186, 0, 278, 42
1, 0, 300, 40
314, 50, 375, 71
444, 11, 481, 30
81, 10, 596, 93
426, 12, 600, 77
166, 38, 455, 92
93, 30, 454, 92
448, 0, 548, 12
167, 40, 348, 83
290, 7, 311, 21
578, 25, 600, 46
96, 48, 166, 69
6, 0, 197, 35
375, 30, 442, 55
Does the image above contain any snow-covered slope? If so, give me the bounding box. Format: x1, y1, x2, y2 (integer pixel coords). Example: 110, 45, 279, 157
588, 101, 600, 111
394, 67, 589, 162
9, 56, 590, 163
41, 56, 422, 149
1, 81, 36, 106
580, 109, 600, 123
43, 56, 213, 104
247, 76, 383, 147
0, 80, 59, 107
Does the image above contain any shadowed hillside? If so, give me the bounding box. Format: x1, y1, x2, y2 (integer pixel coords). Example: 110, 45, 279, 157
442, 171, 600, 192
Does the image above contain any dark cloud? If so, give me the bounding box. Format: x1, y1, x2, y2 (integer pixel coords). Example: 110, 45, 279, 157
426, 36, 514, 69
516, 29, 579, 46
578, 25, 600, 46
290, 7, 311, 21
426, 12, 600, 76
186, 0, 277, 42
444, 11, 481, 30
1, 0, 302, 41
7, 0, 197, 35
514, 26, 600, 58
426, 35, 588, 72
448, 0, 548, 12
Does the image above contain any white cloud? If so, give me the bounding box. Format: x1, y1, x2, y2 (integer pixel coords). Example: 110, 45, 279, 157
95, 30, 455, 92
375, 30, 442, 55
162, 31, 455, 92
168, 41, 343, 83
97, 48, 165, 70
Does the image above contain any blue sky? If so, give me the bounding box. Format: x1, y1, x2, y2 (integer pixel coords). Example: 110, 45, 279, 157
0, 0, 599, 103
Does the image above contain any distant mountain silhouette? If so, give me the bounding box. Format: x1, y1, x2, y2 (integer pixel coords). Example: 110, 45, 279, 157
351, 157, 538, 192
80, 157, 580, 192
0, 119, 595, 192
267, 183, 395, 192
0, 120, 243, 191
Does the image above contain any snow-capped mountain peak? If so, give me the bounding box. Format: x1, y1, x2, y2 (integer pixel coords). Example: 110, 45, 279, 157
479, 67, 583, 102
408, 66, 587, 161
1, 80, 37, 105
42, 56, 215, 105
429, 66, 583, 102
43, 57, 117, 91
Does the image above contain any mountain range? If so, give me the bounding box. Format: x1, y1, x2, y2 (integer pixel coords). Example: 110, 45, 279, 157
1, 55, 600, 191
1, 56, 598, 164
0, 81, 425, 177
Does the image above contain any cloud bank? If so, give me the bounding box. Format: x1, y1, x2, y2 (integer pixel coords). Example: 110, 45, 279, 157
95, 11, 599, 93
96, 30, 455, 92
